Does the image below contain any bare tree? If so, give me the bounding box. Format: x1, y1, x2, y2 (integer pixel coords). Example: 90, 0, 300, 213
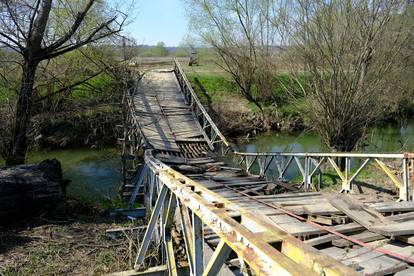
185, 0, 286, 116
0, 0, 128, 165
286, 0, 414, 152
186, 0, 260, 109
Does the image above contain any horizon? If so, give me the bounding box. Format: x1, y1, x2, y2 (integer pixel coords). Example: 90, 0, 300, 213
124, 0, 188, 47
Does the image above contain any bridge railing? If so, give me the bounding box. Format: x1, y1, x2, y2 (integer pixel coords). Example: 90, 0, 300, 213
234, 151, 414, 201
133, 150, 356, 276
173, 58, 231, 155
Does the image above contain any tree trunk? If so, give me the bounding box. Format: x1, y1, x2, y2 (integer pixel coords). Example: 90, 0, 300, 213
5, 60, 39, 166
0, 159, 66, 222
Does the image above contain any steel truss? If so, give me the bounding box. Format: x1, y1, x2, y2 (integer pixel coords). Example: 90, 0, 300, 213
133, 151, 358, 276
235, 151, 414, 201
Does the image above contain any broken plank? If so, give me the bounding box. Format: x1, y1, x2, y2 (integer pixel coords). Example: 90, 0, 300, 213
370, 222, 414, 236
329, 195, 392, 229
332, 231, 385, 248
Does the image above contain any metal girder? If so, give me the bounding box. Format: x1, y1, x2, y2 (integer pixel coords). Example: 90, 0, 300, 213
135, 184, 168, 268
128, 164, 148, 208
236, 151, 413, 201
203, 239, 233, 276
177, 201, 195, 274
192, 213, 204, 275
137, 151, 358, 276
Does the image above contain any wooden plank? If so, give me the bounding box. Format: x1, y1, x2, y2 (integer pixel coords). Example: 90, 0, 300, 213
322, 245, 407, 275
305, 211, 414, 247
332, 231, 385, 248
370, 222, 414, 236
394, 268, 414, 276
368, 201, 414, 213
329, 195, 392, 229
305, 234, 338, 246
330, 195, 414, 237
357, 255, 407, 275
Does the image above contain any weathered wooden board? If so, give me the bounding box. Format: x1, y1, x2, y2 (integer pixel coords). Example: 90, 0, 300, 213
332, 231, 385, 247
330, 195, 414, 237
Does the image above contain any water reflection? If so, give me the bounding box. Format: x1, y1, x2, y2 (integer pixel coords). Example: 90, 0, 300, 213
26, 148, 120, 203
236, 120, 414, 153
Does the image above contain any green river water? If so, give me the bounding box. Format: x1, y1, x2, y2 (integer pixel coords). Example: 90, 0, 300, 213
234, 120, 414, 153
6, 120, 413, 204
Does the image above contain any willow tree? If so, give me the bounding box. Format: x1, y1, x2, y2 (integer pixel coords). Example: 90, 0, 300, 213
288, 0, 414, 152
0, 0, 127, 165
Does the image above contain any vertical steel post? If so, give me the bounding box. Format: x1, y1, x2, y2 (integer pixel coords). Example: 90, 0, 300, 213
317, 170, 322, 191
402, 158, 409, 201
343, 157, 351, 192
304, 157, 310, 192
192, 213, 203, 275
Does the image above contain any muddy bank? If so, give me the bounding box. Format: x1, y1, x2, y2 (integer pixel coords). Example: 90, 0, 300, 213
29, 104, 121, 150
208, 99, 303, 137
190, 76, 303, 137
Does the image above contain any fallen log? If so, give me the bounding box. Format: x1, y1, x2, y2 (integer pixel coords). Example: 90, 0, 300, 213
0, 159, 67, 223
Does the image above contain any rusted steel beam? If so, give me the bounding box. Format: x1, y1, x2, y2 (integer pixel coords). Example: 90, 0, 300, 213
138, 151, 359, 276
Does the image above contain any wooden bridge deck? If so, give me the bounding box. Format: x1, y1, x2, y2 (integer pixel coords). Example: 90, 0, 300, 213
134, 69, 210, 158
126, 66, 414, 275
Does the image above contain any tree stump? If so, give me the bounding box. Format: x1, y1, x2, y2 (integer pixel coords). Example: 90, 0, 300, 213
0, 159, 67, 222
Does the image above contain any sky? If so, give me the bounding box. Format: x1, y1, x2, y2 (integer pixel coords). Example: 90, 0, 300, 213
124, 0, 189, 47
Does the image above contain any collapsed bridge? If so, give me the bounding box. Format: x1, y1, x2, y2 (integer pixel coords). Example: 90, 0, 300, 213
115, 59, 414, 275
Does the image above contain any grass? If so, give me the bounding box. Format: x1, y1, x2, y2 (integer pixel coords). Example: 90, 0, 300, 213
71, 74, 115, 100
188, 73, 238, 104
0, 202, 154, 276
183, 60, 310, 117
0, 86, 16, 104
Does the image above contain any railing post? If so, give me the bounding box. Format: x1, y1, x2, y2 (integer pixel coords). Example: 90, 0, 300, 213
342, 157, 352, 193
192, 213, 204, 275
411, 158, 414, 201
304, 156, 310, 191
402, 158, 409, 201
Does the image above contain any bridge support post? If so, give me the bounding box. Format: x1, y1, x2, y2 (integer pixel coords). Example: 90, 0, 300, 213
135, 184, 168, 269
303, 157, 309, 191
341, 157, 352, 193
203, 239, 232, 276
192, 212, 204, 275
402, 158, 409, 202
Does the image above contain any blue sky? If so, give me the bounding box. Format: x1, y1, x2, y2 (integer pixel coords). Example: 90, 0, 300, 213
124, 0, 189, 46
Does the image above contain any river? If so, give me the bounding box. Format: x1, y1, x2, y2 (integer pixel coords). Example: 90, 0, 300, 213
10, 120, 413, 204
235, 120, 414, 153
26, 148, 120, 204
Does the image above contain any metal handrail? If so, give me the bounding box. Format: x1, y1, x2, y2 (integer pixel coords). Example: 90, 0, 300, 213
173, 58, 231, 153
133, 150, 357, 276
234, 151, 413, 159
234, 151, 414, 201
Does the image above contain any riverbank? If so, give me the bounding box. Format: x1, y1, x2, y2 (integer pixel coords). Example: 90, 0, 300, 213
184, 61, 414, 137
0, 198, 147, 275
31, 104, 121, 150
